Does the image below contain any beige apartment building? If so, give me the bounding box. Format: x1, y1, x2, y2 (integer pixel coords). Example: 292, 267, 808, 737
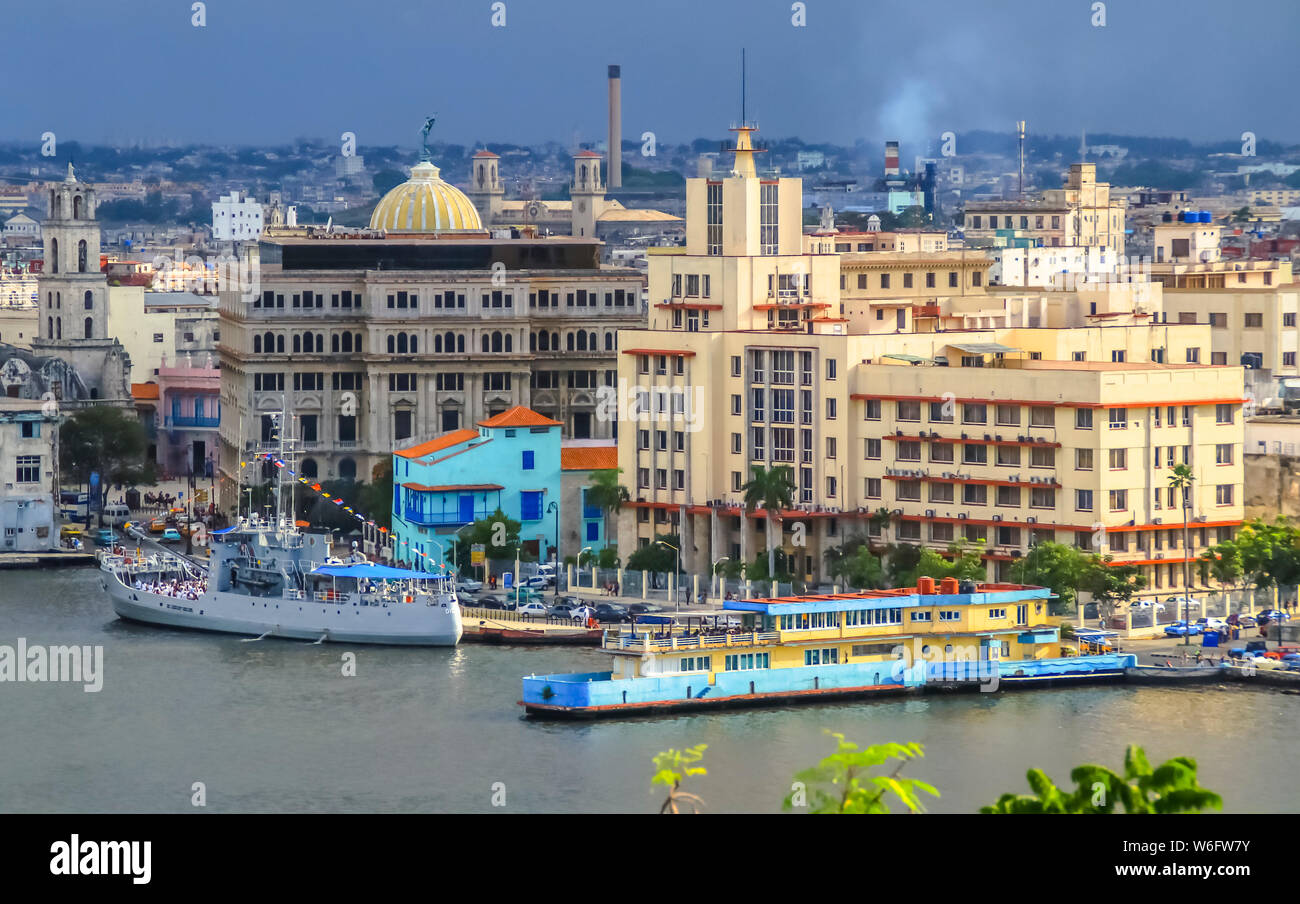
963, 163, 1128, 255
616, 126, 1243, 590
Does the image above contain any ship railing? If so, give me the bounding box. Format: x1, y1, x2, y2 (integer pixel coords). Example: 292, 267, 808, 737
284, 589, 306, 600
314, 590, 351, 603
605, 631, 780, 651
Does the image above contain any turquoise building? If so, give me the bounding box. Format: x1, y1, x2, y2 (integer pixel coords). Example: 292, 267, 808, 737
391, 406, 563, 571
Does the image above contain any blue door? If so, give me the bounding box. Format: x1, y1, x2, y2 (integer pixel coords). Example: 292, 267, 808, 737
458, 494, 474, 523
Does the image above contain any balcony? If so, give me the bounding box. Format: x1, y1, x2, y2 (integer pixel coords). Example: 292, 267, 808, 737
164, 415, 220, 429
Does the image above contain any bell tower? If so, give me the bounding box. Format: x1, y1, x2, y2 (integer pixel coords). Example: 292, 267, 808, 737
467, 150, 504, 225
34, 163, 130, 402
570, 150, 605, 238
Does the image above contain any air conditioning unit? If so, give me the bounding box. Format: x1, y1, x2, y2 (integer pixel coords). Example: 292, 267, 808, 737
926, 509, 936, 518
984, 434, 992, 442
961, 432, 968, 439
992, 514, 1003, 521
1153, 517, 1162, 524
1027, 516, 1037, 523
959, 513, 969, 520
891, 508, 903, 516
995, 435, 1003, 442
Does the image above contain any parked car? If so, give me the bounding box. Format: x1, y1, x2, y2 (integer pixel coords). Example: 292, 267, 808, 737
570, 606, 597, 622
1197, 617, 1227, 632
628, 603, 665, 616
475, 595, 507, 610
522, 575, 551, 590
59, 525, 84, 542
92, 528, 120, 546
1257, 609, 1291, 623
455, 578, 483, 594
1163, 620, 1203, 637
593, 603, 630, 623
148, 517, 171, 534
515, 601, 550, 618
1164, 596, 1202, 614
159, 527, 183, 543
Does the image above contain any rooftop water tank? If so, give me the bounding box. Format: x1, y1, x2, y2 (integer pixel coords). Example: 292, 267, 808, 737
1162, 212, 1173, 222
1199, 211, 1213, 223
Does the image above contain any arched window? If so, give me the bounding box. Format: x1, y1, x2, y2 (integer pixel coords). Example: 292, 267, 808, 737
73, 195, 83, 219
56, 292, 60, 309
354, 333, 362, 352
444, 331, 455, 353
300, 458, 318, 479
605, 332, 614, 350
434, 334, 443, 353
56, 318, 62, 339
491, 332, 502, 353
50, 239, 58, 273
341, 333, 353, 353
84, 290, 93, 310
551, 332, 558, 349
338, 458, 357, 481
84, 317, 93, 339
51, 192, 60, 218
397, 334, 408, 354
47, 316, 52, 337
504, 334, 512, 353
254, 335, 262, 353
576, 332, 587, 351
77, 240, 87, 273
588, 332, 596, 350
262, 331, 273, 353
530, 332, 537, 352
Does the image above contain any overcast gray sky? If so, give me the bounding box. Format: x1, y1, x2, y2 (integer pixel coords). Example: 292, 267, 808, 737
13, 0, 1300, 149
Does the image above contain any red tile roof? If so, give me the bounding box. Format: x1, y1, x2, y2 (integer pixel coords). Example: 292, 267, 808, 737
561, 445, 618, 471
477, 406, 562, 428
401, 482, 503, 493
394, 428, 480, 459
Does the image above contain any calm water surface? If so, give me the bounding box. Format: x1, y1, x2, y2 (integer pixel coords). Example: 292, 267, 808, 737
2, 566, 1296, 813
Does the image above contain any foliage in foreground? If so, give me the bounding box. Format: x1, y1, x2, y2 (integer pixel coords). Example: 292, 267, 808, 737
981, 744, 1222, 814
784, 733, 938, 814
650, 744, 708, 814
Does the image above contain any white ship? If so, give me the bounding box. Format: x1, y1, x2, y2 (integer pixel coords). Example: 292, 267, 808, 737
97, 410, 462, 646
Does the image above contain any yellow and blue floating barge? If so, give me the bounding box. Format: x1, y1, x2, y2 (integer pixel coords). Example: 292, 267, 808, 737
520, 580, 1136, 719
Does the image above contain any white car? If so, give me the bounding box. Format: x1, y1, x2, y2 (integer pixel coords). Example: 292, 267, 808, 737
515, 601, 549, 618
571, 606, 597, 622
455, 578, 483, 593
522, 575, 550, 590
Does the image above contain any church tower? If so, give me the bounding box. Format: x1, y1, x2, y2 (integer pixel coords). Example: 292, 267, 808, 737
570, 150, 605, 238
466, 150, 504, 226
33, 164, 131, 403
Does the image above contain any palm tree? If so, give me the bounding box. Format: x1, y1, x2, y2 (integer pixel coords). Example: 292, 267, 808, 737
1168, 463, 1195, 645
741, 465, 795, 581
585, 467, 630, 556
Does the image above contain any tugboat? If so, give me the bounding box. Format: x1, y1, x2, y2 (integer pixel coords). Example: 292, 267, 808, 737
98, 412, 462, 646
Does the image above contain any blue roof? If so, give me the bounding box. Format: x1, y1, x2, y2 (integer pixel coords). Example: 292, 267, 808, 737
725, 585, 1053, 616
311, 563, 441, 580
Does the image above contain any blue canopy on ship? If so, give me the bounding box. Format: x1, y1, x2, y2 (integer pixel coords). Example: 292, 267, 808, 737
311, 563, 440, 580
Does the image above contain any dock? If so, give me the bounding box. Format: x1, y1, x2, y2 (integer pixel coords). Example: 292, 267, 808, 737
460, 607, 602, 645
0, 550, 97, 569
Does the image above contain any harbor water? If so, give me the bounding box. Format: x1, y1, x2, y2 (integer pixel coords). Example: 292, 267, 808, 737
2, 566, 1297, 813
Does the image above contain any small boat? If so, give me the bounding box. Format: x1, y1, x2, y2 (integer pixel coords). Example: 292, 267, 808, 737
477, 625, 602, 645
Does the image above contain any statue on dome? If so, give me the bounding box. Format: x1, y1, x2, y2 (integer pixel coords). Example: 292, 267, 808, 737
420, 115, 437, 162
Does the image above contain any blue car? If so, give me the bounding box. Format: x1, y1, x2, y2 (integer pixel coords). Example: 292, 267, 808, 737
1164, 621, 1203, 637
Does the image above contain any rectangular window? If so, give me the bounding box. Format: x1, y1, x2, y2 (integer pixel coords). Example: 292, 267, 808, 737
1109, 489, 1128, 512
522, 450, 535, 470
15, 455, 40, 483
1216, 484, 1234, 506
1215, 443, 1233, 465
1076, 489, 1093, 511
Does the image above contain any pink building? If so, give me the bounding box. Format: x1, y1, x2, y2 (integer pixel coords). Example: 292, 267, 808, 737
156, 353, 220, 478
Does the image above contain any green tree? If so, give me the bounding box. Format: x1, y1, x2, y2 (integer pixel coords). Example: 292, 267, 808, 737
784, 733, 939, 814
1008, 541, 1089, 610
1198, 541, 1243, 591
452, 508, 525, 566
1082, 555, 1147, 619
585, 467, 630, 559
1168, 463, 1196, 640
626, 532, 679, 578
897, 540, 985, 586
741, 465, 795, 581
825, 536, 885, 590
59, 406, 156, 522
1231, 206, 1252, 223
982, 745, 1222, 814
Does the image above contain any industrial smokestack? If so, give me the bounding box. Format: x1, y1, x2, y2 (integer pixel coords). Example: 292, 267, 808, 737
885, 140, 899, 177
608, 64, 622, 190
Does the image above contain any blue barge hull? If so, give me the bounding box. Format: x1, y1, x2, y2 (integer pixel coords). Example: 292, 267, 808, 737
520, 653, 1138, 719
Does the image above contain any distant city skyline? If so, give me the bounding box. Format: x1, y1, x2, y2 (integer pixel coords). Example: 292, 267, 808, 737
12, 0, 1300, 151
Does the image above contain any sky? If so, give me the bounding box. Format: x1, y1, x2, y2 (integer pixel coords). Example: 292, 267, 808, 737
11, 0, 1300, 151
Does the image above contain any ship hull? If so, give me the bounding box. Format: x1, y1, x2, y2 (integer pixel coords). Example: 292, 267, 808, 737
102, 574, 462, 646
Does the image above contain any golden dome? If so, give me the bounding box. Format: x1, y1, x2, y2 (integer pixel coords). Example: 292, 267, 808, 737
369, 161, 482, 232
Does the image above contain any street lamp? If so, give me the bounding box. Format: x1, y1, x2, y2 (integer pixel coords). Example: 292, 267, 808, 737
430, 539, 446, 574
547, 500, 560, 600
712, 555, 731, 602
579, 545, 593, 591
657, 539, 680, 611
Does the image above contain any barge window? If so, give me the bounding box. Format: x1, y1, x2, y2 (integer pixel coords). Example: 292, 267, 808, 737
678, 656, 712, 672
724, 653, 770, 671
804, 648, 839, 666
939, 610, 961, 621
